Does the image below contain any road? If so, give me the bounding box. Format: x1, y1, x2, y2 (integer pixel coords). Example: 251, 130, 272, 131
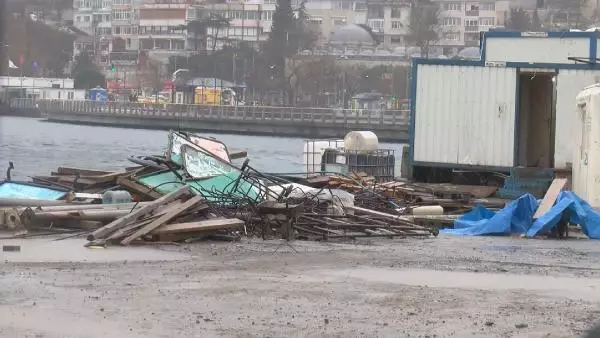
0, 235, 598, 337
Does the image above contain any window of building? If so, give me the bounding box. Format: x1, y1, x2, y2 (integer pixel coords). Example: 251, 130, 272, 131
446, 33, 460, 41
467, 4, 479, 11
114, 26, 121, 34
76, 15, 81, 22
443, 3, 461, 11
68, 92, 74, 100
390, 7, 402, 18
332, 17, 346, 25
367, 5, 384, 19
335, 1, 352, 10
264, 10, 274, 20
368, 19, 383, 32
443, 17, 460, 25
480, 2, 495, 11
479, 17, 494, 26
390, 36, 402, 44
465, 19, 478, 26
308, 16, 323, 24
391, 20, 403, 29
84, 15, 90, 22
112, 10, 131, 20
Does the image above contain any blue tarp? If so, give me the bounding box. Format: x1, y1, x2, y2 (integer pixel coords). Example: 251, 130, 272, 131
442, 192, 600, 239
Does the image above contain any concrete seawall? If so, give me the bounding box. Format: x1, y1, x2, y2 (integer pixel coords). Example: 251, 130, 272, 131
40, 100, 410, 142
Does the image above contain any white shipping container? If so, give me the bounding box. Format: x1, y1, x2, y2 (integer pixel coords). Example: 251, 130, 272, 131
573, 84, 600, 208
413, 64, 516, 167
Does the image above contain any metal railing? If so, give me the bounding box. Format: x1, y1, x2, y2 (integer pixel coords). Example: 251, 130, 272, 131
9, 98, 37, 109
39, 100, 411, 126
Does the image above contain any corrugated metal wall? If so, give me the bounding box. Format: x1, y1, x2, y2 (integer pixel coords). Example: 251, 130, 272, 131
485, 37, 589, 64
414, 65, 517, 167
555, 69, 600, 169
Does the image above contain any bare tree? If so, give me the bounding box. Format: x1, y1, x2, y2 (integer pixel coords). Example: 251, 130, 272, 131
406, 0, 440, 58
546, 0, 589, 29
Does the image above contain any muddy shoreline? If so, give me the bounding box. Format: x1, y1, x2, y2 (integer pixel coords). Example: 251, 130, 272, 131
0, 235, 598, 337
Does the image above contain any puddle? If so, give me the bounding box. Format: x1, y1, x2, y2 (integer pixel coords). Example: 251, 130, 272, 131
324, 268, 600, 301
0, 238, 189, 263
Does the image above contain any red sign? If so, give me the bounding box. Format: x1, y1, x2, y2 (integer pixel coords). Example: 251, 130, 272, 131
163, 80, 174, 92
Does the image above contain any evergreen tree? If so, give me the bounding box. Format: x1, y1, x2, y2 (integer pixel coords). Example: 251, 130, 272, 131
506, 8, 533, 31
72, 52, 106, 89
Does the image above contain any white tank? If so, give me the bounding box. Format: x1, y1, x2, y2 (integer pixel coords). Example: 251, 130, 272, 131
344, 131, 379, 152
573, 84, 600, 208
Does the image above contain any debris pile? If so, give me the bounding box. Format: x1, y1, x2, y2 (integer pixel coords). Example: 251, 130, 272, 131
1, 128, 596, 244
0, 130, 486, 247
86, 186, 245, 247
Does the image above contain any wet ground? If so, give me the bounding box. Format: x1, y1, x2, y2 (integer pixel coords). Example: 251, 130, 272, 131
0, 235, 599, 337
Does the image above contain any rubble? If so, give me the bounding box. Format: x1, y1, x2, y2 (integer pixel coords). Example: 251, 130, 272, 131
2, 129, 593, 247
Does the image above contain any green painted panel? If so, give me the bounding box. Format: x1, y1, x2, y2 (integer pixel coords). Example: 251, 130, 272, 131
137, 170, 262, 204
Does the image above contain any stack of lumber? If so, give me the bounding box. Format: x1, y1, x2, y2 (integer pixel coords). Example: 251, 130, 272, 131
294, 206, 441, 241
85, 186, 244, 247
30, 167, 147, 195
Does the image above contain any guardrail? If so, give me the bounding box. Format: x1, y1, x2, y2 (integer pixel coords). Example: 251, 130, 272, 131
9, 98, 37, 109
39, 100, 411, 126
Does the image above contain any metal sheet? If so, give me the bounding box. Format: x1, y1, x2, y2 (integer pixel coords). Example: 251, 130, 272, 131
555, 69, 600, 169
414, 65, 516, 167
485, 37, 590, 64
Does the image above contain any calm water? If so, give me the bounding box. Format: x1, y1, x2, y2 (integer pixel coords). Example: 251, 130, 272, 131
0, 117, 405, 180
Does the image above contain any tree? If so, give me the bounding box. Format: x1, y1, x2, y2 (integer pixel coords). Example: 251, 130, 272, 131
72, 52, 105, 89
406, 0, 440, 58
265, 0, 317, 104
506, 7, 533, 31
546, 0, 589, 29
179, 19, 208, 52
205, 15, 232, 52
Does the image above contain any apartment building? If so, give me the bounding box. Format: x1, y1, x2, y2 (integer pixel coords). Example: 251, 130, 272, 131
365, 0, 410, 47
73, 0, 112, 35
436, 0, 510, 53
137, 1, 187, 61
186, 1, 274, 51
303, 0, 367, 46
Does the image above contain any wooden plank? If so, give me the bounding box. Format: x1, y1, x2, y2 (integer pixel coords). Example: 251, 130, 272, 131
533, 178, 568, 219
116, 176, 163, 201
120, 195, 205, 245
88, 186, 190, 241
57, 167, 112, 176
151, 218, 245, 235
229, 150, 248, 160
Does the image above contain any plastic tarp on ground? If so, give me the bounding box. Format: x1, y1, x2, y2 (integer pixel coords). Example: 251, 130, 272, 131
442, 192, 600, 239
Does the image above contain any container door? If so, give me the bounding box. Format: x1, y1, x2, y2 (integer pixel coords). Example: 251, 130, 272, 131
554, 70, 600, 169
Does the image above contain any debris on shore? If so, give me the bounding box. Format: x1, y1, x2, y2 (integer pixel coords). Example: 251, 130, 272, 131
0, 130, 598, 247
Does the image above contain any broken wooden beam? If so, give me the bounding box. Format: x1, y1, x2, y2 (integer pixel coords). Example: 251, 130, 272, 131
151, 218, 244, 235
88, 186, 191, 241
120, 194, 205, 245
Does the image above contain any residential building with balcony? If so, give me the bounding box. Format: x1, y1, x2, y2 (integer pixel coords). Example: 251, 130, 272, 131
136, 1, 188, 61
365, 0, 410, 48
435, 0, 510, 54
186, 0, 276, 52
72, 0, 112, 66
303, 0, 367, 46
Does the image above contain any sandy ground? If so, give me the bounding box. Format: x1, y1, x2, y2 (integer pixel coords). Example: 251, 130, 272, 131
0, 235, 599, 338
